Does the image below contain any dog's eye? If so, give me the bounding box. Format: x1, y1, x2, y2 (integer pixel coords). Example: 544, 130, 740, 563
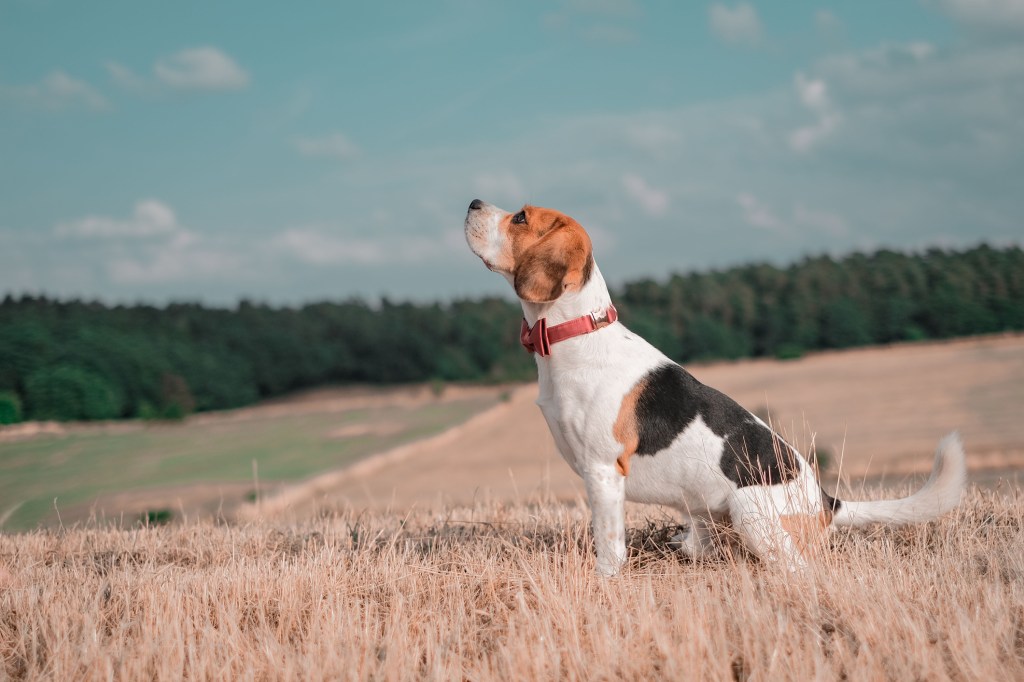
512, 211, 526, 225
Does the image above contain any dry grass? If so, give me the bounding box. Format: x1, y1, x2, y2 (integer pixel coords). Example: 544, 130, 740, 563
2, 485, 1023, 681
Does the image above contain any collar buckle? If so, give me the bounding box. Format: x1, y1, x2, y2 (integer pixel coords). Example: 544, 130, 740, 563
590, 307, 612, 328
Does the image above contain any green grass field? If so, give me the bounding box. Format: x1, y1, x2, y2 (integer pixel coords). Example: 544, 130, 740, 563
0, 394, 497, 531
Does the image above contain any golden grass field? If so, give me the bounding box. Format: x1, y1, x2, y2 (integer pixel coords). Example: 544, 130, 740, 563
2, 334, 1024, 679
2, 488, 1022, 680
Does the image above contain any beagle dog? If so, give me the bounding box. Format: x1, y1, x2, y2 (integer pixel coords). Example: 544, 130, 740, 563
464, 199, 966, 576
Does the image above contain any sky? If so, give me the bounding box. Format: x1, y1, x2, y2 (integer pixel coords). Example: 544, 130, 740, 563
1, 0, 1022, 305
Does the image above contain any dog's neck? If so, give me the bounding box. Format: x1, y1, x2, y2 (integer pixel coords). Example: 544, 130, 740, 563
519, 260, 613, 328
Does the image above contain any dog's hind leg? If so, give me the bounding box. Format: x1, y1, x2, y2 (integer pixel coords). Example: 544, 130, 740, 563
728, 483, 827, 571
671, 516, 723, 560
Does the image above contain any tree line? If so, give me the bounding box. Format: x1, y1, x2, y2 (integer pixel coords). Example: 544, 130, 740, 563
0, 244, 1021, 423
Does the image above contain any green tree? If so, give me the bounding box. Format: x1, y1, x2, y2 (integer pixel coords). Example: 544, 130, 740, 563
24, 365, 121, 420
0, 321, 53, 392
684, 315, 751, 361
0, 390, 22, 424
821, 298, 873, 349
159, 373, 196, 419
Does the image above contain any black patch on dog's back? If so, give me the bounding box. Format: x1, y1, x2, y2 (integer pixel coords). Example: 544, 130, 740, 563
634, 364, 697, 456
632, 363, 802, 487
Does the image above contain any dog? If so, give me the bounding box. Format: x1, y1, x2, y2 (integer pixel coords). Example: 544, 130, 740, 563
464, 199, 966, 576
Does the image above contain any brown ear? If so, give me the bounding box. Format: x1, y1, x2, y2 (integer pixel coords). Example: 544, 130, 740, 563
513, 225, 593, 303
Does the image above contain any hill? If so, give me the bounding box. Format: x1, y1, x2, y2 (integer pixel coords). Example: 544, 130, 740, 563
2, 244, 1021, 423
0, 384, 506, 530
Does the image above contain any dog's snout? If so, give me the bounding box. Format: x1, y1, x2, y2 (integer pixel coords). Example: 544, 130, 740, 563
468, 199, 484, 211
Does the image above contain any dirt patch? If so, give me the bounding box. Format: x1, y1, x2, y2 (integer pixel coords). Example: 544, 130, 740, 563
0, 421, 66, 442
326, 422, 405, 439
239, 384, 575, 520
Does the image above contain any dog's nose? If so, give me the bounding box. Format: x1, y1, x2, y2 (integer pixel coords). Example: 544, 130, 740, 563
468, 199, 484, 211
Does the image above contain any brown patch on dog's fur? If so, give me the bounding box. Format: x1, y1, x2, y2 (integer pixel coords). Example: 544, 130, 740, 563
779, 511, 831, 558
613, 379, 647, 476
508, 206, 593, 303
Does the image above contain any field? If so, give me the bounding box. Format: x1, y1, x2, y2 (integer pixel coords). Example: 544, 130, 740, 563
2, 334, 1024, 679
0, 385, 502, 531
2, 489, 1022, 680
255, 333, 1024, 518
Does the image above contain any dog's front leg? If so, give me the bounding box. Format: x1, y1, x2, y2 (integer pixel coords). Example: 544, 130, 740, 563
583, 465, 627, 576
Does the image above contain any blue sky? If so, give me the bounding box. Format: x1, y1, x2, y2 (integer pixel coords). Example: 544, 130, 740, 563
1, 0, 1021, 304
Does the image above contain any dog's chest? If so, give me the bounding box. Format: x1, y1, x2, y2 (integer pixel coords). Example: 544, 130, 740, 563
535, 364, 626, 476
536, 384, 590, 476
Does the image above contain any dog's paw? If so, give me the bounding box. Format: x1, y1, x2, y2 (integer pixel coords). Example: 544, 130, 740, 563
670, 527, 696, 556
671, 524, 721, 560
595, 551, 626, 577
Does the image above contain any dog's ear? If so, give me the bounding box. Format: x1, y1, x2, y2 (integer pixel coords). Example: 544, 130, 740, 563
514, 224, 593, 303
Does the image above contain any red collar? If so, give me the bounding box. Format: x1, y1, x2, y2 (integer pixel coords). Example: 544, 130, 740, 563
520, 305, 618, 357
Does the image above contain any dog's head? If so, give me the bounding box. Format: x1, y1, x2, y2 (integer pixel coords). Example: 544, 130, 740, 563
464, 199, 593, 303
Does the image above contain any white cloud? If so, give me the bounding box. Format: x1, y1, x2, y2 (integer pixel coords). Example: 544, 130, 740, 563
737, 196, 848, 237
0, 70, 109, 111
293, 133, 359, 159
737, 193, 785, 232
7, 35, 1024, 303
708, 2, 763, 47
794, 72, 829, 111
45, 199, 244, 286
154, 47, 249, 91
274, 227, 449, 266
57, 200, 179, 238
107, 230, 239, 284
813, 43, 942, 98
623, 123, 682, 156
805, 40, 1024, 170
106, 48, 249, 94
105, 61, 149, 92
43, 72, 109, 110
926, 0, 1024, 35
275, 229, 382, 265
794, 204, 848, 237
788, 115, 839, 152
789, 72, 841, 152
622, 174, 670, 217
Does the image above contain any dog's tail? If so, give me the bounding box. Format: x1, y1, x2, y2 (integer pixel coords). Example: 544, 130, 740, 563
830, 432, 966, 527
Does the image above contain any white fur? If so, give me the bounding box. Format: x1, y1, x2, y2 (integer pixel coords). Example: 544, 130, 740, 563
465, 201, 966, 576
832, 432, 966, 527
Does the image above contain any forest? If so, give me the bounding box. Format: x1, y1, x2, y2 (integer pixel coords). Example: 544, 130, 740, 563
1, 244, 1021, 423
